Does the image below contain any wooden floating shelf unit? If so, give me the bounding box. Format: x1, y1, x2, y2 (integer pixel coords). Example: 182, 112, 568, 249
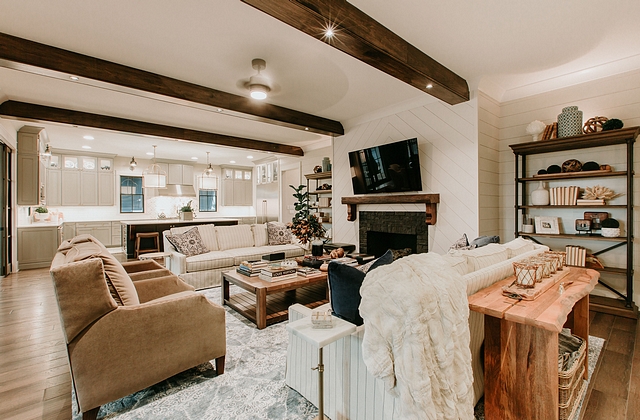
341, 193, 440, 224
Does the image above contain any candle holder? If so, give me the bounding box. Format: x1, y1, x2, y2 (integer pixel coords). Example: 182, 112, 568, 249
513, 261, 540, 288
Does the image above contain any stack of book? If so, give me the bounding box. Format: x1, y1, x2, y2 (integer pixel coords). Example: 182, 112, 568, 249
330, 257, 358, 266
296, 267, 324, 278
237, 260, 269, 277
259, 266, 298, 282
576, 199, 605, 206
549, 186, 580, 205
565, 246, 587, 267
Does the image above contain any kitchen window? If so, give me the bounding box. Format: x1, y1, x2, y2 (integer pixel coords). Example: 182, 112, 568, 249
120, 176, 144, 213
199, 189, 217, 212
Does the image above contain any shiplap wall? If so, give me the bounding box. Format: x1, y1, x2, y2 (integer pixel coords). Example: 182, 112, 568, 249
478, 92, 501, 237
496, 68, 640, 303
332, 96, 479, 254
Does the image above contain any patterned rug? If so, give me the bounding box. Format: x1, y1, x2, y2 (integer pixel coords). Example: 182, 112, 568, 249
72, 287, 604, 420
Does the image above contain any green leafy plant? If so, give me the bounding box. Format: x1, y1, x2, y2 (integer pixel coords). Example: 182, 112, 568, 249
179, 200, 194, 213
35, 206, 48, 213
288, 184, 325, 245
601, 218, 619, 229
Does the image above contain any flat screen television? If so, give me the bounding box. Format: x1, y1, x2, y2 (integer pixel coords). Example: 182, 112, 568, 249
349, 138, 422, 195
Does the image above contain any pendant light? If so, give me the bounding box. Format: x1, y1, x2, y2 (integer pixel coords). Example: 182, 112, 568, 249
198, 151, 218, 190
42, 144, 52, 157
142, 145, 166, 188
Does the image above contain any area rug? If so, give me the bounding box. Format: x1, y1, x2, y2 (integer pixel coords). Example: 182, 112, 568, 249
72, 287, 604, 420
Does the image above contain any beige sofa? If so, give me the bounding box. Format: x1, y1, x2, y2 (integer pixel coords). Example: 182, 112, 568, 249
50, 234, 226, 420
286, 238, 548, 420
164, 223, 305, 289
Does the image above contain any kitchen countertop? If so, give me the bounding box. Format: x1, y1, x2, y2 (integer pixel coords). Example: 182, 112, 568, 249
18, 220, 64, 228
119, 218, 240, 225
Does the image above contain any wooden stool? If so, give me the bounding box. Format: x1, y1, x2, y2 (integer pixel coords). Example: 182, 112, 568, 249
135, 232, 160, 258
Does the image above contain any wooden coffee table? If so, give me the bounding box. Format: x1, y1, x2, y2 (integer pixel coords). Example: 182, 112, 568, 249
468, 267, 599, 420
221, 269, 329, 329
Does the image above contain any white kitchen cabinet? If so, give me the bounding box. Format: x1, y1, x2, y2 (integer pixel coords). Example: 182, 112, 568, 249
63, 222, 75, 241
46, 168, 62, 206
80, 171, 98, 205
61, 170, 81, 206
76, 222, 111, 245
17, 126, 46, 206
167, 164, 194, 185
220, 166, 252, 206
98, 172, 115, 206
18, 226, 60, 270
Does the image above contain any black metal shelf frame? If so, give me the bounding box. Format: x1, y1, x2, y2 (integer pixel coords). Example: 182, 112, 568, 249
510, 127, 639, 309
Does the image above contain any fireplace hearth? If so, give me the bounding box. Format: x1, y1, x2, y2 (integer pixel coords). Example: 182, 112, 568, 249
359, 211, 428, 256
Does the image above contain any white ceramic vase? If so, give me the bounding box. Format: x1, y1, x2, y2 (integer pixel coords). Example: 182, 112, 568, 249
531, 181, 550, 206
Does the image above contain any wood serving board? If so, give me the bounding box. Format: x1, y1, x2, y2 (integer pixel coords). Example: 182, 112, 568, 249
501, 269, 570, 301
532, 169, 612, 178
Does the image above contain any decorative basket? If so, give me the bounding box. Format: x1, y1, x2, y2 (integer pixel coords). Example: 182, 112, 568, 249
512, 261, 540, 288
558, 334, 586, 420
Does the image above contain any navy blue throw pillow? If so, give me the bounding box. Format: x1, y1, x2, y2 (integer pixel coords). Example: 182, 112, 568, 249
327, 249, 394, 326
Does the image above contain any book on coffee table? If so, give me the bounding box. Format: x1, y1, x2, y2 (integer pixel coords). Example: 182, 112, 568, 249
259, 266, 298, 282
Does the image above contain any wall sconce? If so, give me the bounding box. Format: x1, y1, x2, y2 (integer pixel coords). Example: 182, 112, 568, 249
129, 157, 137, 171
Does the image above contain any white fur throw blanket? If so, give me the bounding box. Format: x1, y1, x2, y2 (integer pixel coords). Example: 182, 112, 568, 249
360, 253, 474, 420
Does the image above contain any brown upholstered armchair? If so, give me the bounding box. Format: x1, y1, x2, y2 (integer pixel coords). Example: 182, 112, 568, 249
50, 235, 226, 420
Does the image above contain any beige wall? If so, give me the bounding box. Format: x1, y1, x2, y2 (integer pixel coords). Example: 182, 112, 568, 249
495, 68, 640, 303
332, 95, 480, 254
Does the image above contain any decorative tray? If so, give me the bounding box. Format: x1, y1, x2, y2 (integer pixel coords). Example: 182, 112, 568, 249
502, 269, 570, 301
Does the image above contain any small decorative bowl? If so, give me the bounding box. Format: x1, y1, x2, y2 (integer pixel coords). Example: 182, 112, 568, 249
601, 227, 620, 238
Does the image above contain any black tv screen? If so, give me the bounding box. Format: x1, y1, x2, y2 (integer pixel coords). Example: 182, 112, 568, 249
349, 138, 422, 195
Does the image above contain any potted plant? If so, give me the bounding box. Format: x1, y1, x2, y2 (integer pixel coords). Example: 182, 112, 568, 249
179, 200, 194, 221
34, 206, 49, 222
600, 217, 620, 238
288, 184, 325, 249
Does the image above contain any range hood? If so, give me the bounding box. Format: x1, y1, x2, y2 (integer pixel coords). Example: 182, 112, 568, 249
158, 184, 196, 197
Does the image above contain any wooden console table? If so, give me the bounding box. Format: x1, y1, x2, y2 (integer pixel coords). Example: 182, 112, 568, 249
468, 267, 599, 420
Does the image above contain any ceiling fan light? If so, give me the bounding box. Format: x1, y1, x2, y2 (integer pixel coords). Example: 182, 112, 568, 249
250, 84, 269, 100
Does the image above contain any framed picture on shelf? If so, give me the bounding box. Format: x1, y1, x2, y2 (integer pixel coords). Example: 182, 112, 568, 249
535, 216, 560, 234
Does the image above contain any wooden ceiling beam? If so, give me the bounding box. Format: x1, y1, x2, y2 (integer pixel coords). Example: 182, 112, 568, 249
241, 0, 469, 105
0, 32, 343, 136
0, 101, 304, 156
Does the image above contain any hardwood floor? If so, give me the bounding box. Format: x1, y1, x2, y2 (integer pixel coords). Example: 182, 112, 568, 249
0, 267, 638, 419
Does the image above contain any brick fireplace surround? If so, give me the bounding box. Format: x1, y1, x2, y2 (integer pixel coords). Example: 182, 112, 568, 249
358, 211, 429, 256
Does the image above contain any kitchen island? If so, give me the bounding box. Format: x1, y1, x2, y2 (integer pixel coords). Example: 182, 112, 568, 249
121, 218, 239, 258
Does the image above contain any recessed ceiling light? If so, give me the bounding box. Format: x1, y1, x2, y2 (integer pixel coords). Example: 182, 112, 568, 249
217, 108, 223, 112
146, 152, 154, 156
230, 160, 236, 164
426, 83, 433, 89
82, 145, 91, 149
83, 135, 94, 140
191, 157, 198, 160
69, 76, 79, 81
304, 127, 309, 131
325, 28, 334, 38
247, 155, 254, 159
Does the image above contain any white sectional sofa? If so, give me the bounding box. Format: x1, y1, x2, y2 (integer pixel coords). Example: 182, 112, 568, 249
286, 238, 548, 420
163, 223, 305, 289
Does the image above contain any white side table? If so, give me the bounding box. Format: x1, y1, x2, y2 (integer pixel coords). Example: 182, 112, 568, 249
287, 315, 357, 420
138, 251, 172, 270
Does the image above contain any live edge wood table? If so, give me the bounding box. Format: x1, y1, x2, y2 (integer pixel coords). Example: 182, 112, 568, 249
221, 270, 329, 329
468, 267, 599, 420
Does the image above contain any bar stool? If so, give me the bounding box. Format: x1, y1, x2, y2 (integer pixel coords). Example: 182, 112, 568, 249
135, 232, 160, 258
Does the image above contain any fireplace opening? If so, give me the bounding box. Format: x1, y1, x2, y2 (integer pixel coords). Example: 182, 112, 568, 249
367, 231, 417, 258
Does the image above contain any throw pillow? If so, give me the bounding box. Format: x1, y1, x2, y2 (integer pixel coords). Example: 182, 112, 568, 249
356, 249, 394, 274
470, 235, 500, 248
328, 249, 394, 326
449, 233, 471, 251
502, 237, 535, 258
267, 222, 292, 245
165, 227, 209, 257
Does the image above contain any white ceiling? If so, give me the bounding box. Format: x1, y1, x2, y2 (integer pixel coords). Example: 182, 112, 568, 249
0, 0, 639, 162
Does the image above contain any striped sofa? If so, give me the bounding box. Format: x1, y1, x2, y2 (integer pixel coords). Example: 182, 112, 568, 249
286, 238, 548, 419
163, 223, 305, 289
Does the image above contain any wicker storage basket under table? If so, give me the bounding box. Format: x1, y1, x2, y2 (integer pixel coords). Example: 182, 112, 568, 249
558, 334, 587, 420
